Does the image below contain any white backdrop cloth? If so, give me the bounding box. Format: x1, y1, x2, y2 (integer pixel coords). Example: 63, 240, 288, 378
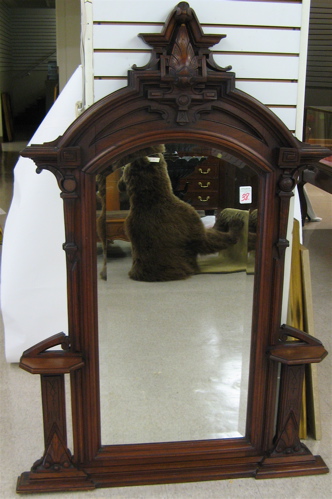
1, 67, 82, 362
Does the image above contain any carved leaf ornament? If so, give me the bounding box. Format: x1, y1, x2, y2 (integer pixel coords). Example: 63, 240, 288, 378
168, 24, 199, 86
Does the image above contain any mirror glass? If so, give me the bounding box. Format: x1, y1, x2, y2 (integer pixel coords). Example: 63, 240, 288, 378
96, 144, 259, 444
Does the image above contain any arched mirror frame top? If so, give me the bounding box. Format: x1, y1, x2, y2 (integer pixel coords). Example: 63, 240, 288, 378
18, 2, 330, 494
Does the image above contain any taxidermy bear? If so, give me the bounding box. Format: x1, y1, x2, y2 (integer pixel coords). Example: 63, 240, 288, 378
96, 145, 166, 280
118, 151, 244, 282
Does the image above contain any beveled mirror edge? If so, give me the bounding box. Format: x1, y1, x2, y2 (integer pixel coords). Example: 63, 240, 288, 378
16, 2, 330, 493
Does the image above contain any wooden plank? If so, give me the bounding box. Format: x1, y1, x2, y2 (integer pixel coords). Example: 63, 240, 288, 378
205, 26, 300, 53
300, 245, 322, 440
236, 81, 298, 105
267, 107, 297, 130
94, 79, 127, 102
92, 0, 303, 28
94, 80, 299, 108
91, 0, 305, 132
214, 54, 299, 79
287, 219, 307, 439
93, 24, 162, 50
93, 81, 297, 130
94, 51, 151, 76
93, 24, 301, 54
93, 52, 300, 80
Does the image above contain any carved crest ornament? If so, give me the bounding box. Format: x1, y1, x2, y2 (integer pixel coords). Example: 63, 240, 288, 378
16, 2, 330, 494
136, 3, 232, 125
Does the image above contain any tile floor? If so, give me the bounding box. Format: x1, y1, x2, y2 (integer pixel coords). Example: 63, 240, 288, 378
98, 244, 253, 444
0, 142, 331, 498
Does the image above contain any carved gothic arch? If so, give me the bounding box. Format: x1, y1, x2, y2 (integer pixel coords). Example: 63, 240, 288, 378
22, 3, 328, 185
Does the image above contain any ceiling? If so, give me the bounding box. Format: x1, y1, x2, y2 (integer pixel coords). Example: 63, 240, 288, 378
3, 0, 55, 8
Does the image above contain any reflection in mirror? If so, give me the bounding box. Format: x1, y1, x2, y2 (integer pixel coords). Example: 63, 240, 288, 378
96, 144, 258, 444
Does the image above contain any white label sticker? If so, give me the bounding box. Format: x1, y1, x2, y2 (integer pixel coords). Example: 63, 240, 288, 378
148, 157, 160, 163
239, 186, 252, 204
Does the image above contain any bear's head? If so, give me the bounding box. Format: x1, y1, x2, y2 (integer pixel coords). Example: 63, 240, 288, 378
118, 153, 173, 203
112, 144, 165, 171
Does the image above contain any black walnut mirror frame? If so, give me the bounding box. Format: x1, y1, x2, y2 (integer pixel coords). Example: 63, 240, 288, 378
17, 2, 330, 493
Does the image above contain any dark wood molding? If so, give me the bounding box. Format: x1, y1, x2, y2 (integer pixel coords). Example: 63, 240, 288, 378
17, 2, 330, 493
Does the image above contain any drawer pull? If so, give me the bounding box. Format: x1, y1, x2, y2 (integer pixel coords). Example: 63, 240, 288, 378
198, 181, 211, 188
198, 195, 211, 202
198, 167, 211, 175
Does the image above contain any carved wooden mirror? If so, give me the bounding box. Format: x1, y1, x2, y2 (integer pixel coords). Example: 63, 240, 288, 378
17, 3, 330, 493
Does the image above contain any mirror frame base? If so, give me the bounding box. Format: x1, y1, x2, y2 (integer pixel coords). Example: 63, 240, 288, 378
16, 471, 96, 494
16, 456, 329, 493
256, 455, 329, 479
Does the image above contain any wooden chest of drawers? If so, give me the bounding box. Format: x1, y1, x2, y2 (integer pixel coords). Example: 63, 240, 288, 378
179, 157, 220, 210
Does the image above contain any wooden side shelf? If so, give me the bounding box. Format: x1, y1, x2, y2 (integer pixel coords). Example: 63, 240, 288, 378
17, 333, 95, 493
257, 325, 329, 478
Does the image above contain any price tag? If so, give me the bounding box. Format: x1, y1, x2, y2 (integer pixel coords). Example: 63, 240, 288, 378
148, 156, 161, 163
239, 186, 252, 204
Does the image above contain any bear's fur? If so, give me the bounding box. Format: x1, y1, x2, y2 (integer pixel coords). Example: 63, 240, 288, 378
118, 152, 244, 282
